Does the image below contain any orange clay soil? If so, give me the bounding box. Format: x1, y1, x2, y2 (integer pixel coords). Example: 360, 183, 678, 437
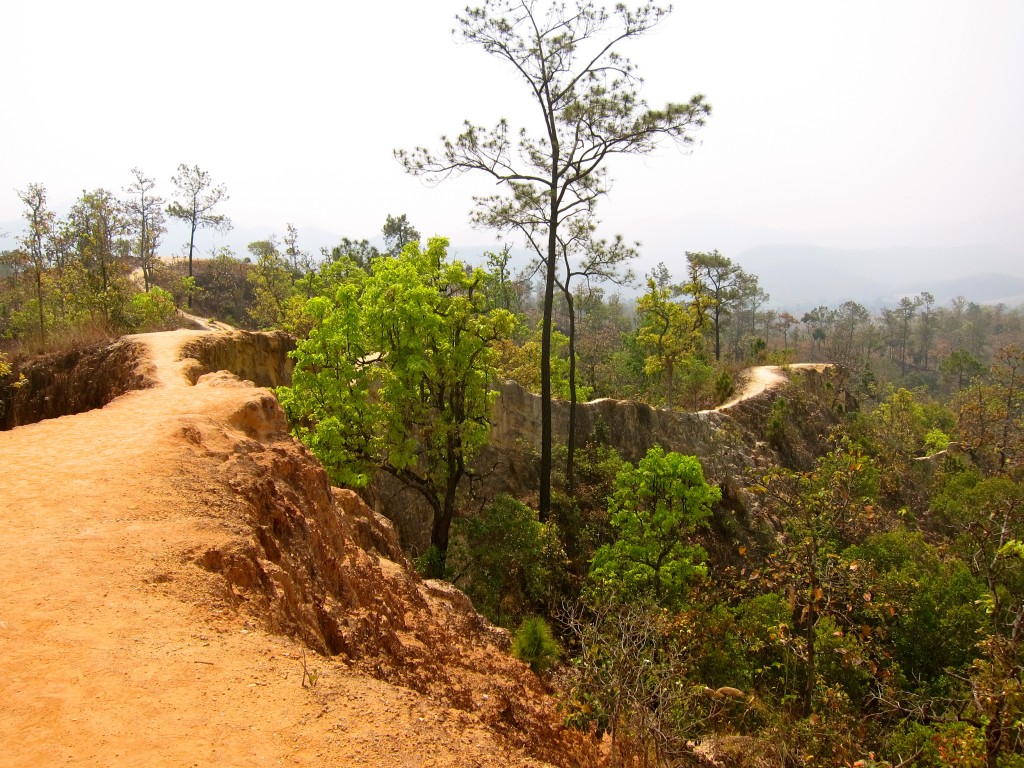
715, 363, 830, 411
0, 330, 563, 768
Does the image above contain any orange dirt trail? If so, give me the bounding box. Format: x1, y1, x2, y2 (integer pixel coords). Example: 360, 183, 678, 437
0, 330, 548, 768
715, 363, 831, 411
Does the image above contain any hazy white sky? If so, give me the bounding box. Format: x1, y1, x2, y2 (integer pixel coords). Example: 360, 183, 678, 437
3, 0, 1022, 264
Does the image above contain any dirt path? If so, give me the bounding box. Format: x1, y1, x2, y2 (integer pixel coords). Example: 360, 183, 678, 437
177, 309, 237, 332
714, 363, 831, 411
0, 330, 548, 768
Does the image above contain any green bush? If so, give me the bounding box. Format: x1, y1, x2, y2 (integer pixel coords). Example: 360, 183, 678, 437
847, 530, 984, 694
127, 286, 177, 331
446, 495, 563, 626
587, 447, 718, 608
883, 720, 985, 768
0, 350, 22, 419
413, 545, 445, 579
766, 397, 789, 449
511, 615, 560, 674
924, 426, 950, 454
714, 370, 734, 404
550, 439, 626, 582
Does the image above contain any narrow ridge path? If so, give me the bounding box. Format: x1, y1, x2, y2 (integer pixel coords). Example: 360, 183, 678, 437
715, 363, 831, 411
0, 330, 549, 768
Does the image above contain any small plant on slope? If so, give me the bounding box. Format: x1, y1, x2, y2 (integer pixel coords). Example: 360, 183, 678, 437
512, 616, 561, 675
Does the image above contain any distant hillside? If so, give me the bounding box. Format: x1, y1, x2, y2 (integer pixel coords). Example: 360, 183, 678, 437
734, 243, 1024, 311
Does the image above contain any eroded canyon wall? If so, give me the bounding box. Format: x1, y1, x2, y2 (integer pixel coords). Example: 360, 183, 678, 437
374, 368, 851, 554
3, 329, 850, 563
0, 338, 156, 430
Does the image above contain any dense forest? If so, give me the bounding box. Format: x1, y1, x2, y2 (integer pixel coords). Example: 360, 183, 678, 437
3, 2, 1024, 766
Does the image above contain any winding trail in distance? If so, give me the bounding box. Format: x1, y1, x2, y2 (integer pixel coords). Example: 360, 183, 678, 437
714, 363, 832, 411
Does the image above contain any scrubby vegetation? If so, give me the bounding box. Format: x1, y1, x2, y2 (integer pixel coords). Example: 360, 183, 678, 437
6, 178, 1024, 764
3, 2, 1023, 763
263, 224, 1024, 765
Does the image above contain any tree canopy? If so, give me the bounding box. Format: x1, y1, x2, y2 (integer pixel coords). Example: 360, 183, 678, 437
277, 237, 516, 569
166, 164, 231, 282
398, 0, 710, 521
588, 446, 719, 607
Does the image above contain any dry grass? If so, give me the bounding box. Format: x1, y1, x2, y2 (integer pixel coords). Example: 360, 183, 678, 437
2, 314, 197, 361
2, 320, 118, 360
691, 735, 787, 768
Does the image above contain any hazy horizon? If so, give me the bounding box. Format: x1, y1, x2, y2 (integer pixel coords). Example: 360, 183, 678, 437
3, 0, 1022, 296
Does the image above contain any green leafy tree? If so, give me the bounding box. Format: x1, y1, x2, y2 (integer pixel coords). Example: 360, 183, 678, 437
282, 223, 313, 280
398, 0, 710, 520
724, 269, 769, 362
884, 294, 924, 374
66, 188, 131, 328
685, 250, 743, 362
447, 494, 560, 625
574, 287, 635, 397
857, 387, 932, 503
752, 444, 883, 717
932, 472, 1024, 766
955, 345, 1024, 478
940, 347, 984, 392
589, 446, 719, 608
1, 246, 31, 339
381, 213, 420, 257
190, 245, 252, 325
278, 237, 516, 569
828, 300, 871, 367
481, 246, 522, 314
846, 530, 983, 698
676, 355, 715, 411
802, 305, 836, 358
775, 310, 799, 351
323, 236, 380, 273
635, 273, 706, 408
917, 290, 938, 370
46, 215, 78, 326
553, 219, 636, 493
246, 237, 296, 329
493, 321, 581, 400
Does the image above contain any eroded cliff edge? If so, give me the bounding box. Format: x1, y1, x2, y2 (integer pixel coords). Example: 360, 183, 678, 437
380, 367, 851, 555
4, 328, 850, 562
0, 329, 596, 768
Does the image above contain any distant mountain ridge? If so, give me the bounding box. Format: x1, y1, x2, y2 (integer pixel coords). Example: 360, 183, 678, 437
5, 217, 1023, 312
733, 243, 1024, 311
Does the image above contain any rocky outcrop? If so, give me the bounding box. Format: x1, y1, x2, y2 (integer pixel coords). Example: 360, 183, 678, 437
491, 366, 846, 472
378, 367, 850, 554
0, 330, 296, 431
181, 330, 295, 388
177, 369, 597, 767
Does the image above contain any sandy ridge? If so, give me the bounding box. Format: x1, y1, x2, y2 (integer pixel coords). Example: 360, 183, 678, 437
0, 329, 549, 768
